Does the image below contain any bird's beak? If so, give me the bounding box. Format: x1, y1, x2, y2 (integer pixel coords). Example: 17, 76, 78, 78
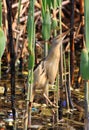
52, 29, 70, 45
55, 29, 70, 41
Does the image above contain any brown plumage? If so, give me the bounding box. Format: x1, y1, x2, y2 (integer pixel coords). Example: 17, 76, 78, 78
32, 31, 69, 103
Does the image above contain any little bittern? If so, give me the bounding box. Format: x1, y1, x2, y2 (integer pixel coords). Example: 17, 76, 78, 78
32, 31, 70, 104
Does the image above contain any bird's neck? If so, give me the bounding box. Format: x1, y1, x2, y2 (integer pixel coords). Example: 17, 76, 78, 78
46, 43, 61, 61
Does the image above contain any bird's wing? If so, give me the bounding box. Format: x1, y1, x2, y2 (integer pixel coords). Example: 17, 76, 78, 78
44, 60, 59, 84
33, 60, 47, 89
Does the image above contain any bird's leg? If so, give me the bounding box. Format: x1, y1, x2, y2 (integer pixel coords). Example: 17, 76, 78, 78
44, 84, 49, 105
43, 83, 57, 107
43, 93, 52, 105
43, 93, 57, 107
31, 88, 35, 103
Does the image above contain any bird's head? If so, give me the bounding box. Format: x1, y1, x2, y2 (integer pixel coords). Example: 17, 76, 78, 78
52, 30, 70, 45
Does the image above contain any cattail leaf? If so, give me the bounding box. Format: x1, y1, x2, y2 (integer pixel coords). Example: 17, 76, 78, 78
51, 0, 54, 8
52, 18, 58, 30
43, 10, 51, 24
42, 0, 47, 17
42, 23, 51, 41
27, 0, 35, 78
28, 53, 35, 70
46, 0, 52, 9
80, 48, 89, 80
84, 0, 89, 51
27, 17, 34, 50
42, 0, 47, 11
0, 1, 2, 27
57, 0, 62, 6
51, 0, 61, 9
42, 10, 51, 41
0, 28, 6, 58
27, 0, 35, 59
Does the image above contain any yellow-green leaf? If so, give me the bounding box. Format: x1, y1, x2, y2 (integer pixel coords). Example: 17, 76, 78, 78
80, 48, 89, 80
0, 28, 6, 58
52, 18, 58, 30
42, 10, 51, 41
28, 53, 35, 70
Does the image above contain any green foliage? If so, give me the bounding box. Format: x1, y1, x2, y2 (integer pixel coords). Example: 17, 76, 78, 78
0, 1, 2, 27
27, 0, 35, 86
57, 0, 62, 6
0, 28, 6, 58
42, 10, 51, 41
46, 0, 52, 9
41, 0, 61, 11
28, 52, 35, 70
27, 17, 34, 51
51, 0, 61, 8
52, 18, 58, 30
27, 0, 34, 48
41, 0, 52, 16
0, 28, 6, 78
42, 0, 47, 15
27, 0, 35, 70
80, 0, 89, 80
80, 48, 89, 80
84, 0, 89, 51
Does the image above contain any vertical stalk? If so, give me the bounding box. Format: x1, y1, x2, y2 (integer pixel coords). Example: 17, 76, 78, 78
70, 0, 75, 85
64, 52, 70, 111
0, 0, 2, 79
17, 0, 21, 24
15, 0, 21, 56
41, 0, 51, 105
55, 0, 61, 122
26, 0, 35, 129
67, 50, 73, 109
52, 0, 58, 123
0, 58, 1, 79
0, 0, 2, 27
58, 0, 63, 120
84, 0, 89, 129
85, 81, 89, 130
59, 2, 62, 87
44, 41, 48, 102
85, 82, 89, 118
84, 0, 89, 51
43, 42, 48, 107
6, 0, 16, 128
44, 41, 48, 57
79, 0, 84, 32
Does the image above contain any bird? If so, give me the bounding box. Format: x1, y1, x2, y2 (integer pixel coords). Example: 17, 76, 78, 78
32, 30, 70, 105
